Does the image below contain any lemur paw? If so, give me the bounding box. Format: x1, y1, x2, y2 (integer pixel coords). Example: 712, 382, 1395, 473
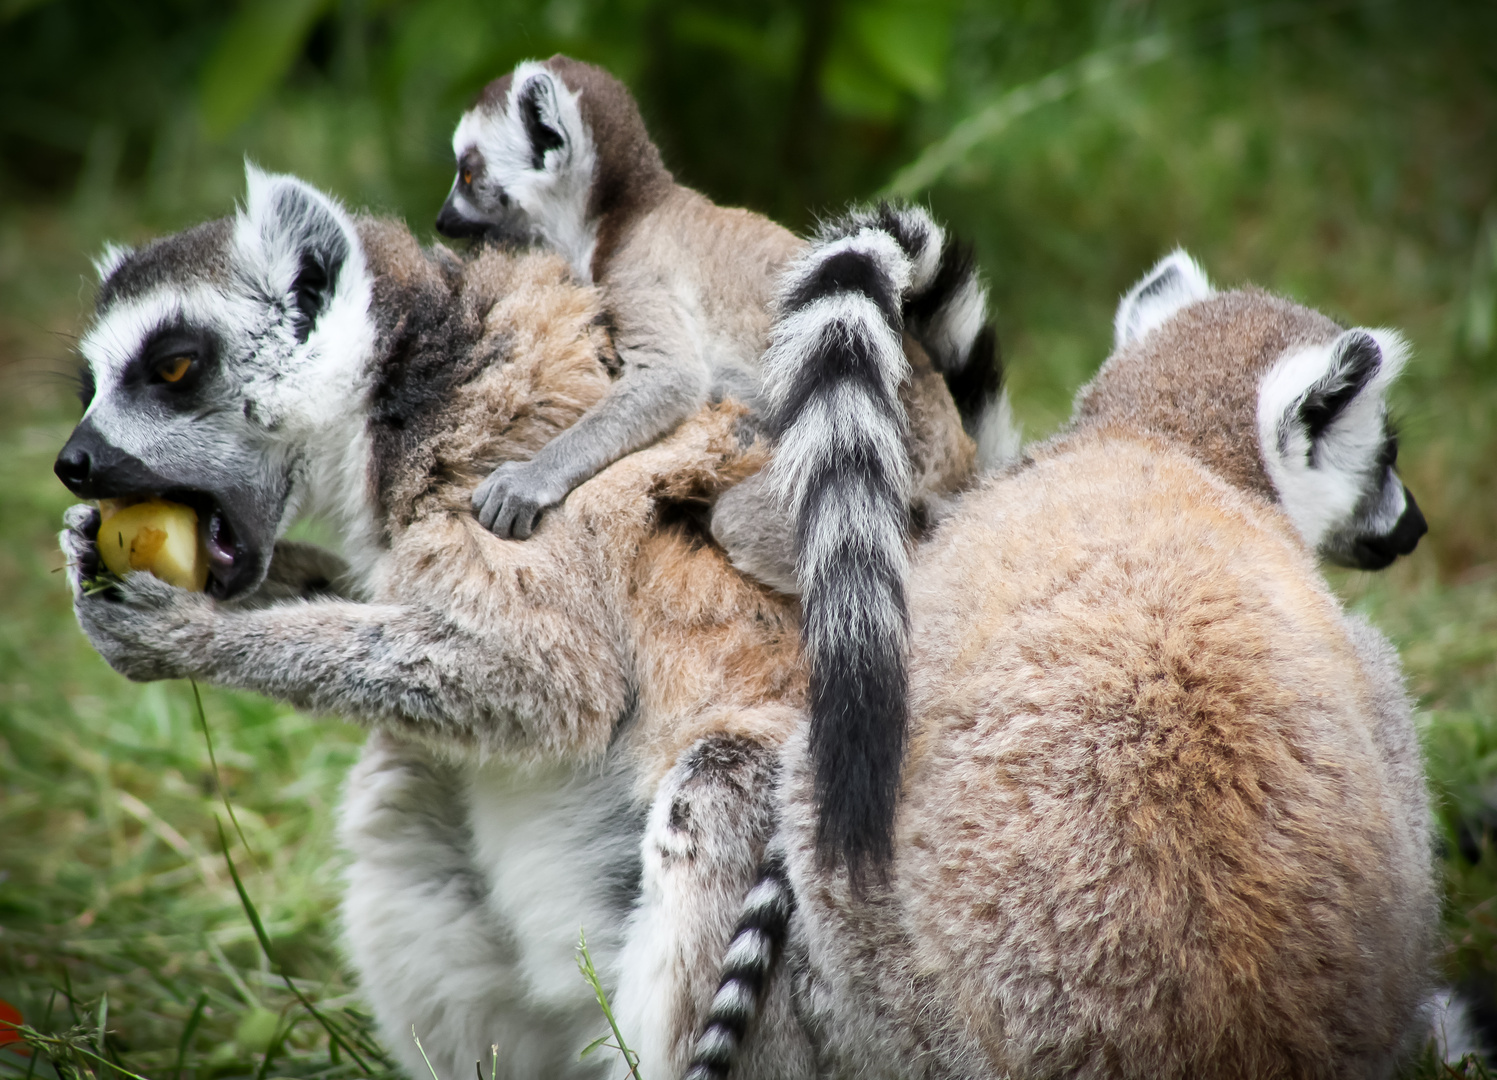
61, 507, 209, 682
472, 459, 567, 539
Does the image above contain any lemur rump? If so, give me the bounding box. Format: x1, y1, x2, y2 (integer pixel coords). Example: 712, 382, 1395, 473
441, 55, 1007, 879
777, 253, 1434, 1079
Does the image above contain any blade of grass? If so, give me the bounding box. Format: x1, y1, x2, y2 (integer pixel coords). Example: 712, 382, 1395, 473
91, 996, 106, 1077
410, 1030, 439, 1080
22, 992, 54, 1080
252, 1007, 296, 1080
575, 929, 641, 1080
14, 1029, 149, 1080
170, 994, 206, 1080
215, 817, 374, 1075
192, 680, 256, 865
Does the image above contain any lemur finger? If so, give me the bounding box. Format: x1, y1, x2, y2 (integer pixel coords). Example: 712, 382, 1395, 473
59, 505, 104, 594
64, 503, 101, 534
511, 503, 541, 540
494, 494, 533, 540
474, 486, 504, 533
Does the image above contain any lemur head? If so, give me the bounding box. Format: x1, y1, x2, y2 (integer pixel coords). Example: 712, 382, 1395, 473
437, 55, 672, 280
54, 165, 376, 597
1074, 250, 1426, 570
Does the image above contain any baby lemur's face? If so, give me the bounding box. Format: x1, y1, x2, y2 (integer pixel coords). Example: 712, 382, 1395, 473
437, 62, 594, 256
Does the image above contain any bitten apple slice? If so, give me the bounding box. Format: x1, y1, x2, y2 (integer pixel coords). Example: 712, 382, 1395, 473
97, 498, 210, 592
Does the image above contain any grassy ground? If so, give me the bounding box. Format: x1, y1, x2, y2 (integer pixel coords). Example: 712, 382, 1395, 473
2, 10, 1496, 1078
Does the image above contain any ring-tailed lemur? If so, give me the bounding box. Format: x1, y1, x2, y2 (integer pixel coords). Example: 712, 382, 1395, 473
439, 56, 1013, 881
54, 167, 826, 1080
771, 252, 1435, 1079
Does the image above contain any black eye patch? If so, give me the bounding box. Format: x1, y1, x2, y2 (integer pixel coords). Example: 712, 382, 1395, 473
76, 364, 96, 409
133, 324, 218, 395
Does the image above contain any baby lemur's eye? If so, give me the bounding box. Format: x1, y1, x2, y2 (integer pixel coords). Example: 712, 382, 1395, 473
154, 355, 194, 384
462, 168, 473, 186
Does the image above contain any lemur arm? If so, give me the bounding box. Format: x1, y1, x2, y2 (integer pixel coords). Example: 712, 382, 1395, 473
473, 284, 711, 538
61, 507, 632, 760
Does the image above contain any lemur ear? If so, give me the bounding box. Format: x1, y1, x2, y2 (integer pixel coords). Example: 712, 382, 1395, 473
1257, 327, 1412, 555
515, 72, 567, 170
1113, 249, 1214, 349
236, 164, 355, 344
92, 242, 133, 283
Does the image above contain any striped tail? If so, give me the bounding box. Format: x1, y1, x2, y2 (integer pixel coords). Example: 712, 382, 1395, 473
683, 857, 795, 1080
762, 206, 927, 883
900, 224, 1017, 472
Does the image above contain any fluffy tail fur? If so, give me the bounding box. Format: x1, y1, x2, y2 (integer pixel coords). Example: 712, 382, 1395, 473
821, 204, 1015, 472
765, 201, 996, 882
682, 856, 795, 1080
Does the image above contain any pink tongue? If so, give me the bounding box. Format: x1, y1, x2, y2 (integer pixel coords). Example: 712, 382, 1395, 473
205, 510, 236, 567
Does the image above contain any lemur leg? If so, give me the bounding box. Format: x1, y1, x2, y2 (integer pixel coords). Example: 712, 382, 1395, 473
61, 508, 630, 759
340, 731, 607, 1080
610, 735, 797, 1080
474, 346, 710, 538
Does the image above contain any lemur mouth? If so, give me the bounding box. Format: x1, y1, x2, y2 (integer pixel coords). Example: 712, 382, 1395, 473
202, 504, 240, 585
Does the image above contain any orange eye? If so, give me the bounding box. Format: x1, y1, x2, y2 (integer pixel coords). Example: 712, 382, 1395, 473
157, 356, 193, 383
461, 168, 473, 186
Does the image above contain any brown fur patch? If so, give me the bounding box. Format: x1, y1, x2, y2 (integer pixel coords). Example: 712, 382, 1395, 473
1072, 289, 1343, 499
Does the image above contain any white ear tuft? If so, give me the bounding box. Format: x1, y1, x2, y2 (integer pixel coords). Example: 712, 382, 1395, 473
1257, 327, 1409, 553
512, 67, 569, 170
93, 242, 133, 283
234, 163, 363, 342
1114, 249, 1215, 349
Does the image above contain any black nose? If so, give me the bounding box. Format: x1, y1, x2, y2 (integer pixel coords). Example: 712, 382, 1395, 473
1389, 486, 1428, 556
55, 443, 93, 494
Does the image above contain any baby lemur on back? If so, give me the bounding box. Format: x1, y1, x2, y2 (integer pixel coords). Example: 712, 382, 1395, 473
438, 55, 1011, 880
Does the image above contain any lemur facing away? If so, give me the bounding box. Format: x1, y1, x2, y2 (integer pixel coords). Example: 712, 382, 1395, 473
438, 54, 1012, 882
760, 252, 1436, 1080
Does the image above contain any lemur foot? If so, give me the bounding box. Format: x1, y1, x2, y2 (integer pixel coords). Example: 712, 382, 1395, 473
472, 459, 568, 539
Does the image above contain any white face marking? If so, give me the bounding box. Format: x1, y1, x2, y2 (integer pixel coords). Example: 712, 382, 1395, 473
453, 62, 599, 280
76, 165, 386, 587
1114, 249, 1215, 349
1256, 327, 1408, 552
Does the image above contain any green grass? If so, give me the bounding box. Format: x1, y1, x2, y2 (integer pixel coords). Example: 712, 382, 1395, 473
2, 5, 1496, 1076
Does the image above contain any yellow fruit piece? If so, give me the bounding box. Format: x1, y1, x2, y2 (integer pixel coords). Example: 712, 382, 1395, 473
97, 498, 209, 592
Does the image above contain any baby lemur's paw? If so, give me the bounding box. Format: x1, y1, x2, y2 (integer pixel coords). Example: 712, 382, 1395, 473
473, 459, 568, 539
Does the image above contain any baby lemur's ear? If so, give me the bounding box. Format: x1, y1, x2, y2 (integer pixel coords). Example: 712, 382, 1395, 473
1257, 327, 1423, 564
1113, 249, 1214, 349
514, 71, 569, 170
236, 164, 359, 343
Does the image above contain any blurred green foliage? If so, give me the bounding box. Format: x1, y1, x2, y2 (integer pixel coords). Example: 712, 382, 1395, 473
1, 0, 1496, 1075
